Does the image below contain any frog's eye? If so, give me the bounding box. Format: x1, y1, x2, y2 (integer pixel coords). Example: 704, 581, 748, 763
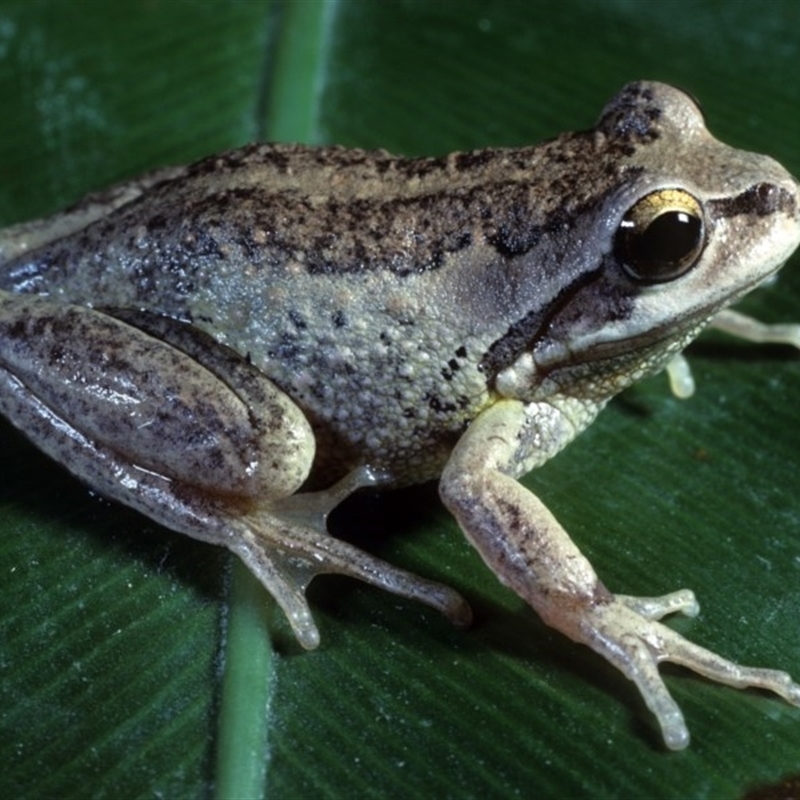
615, 189, 705, 283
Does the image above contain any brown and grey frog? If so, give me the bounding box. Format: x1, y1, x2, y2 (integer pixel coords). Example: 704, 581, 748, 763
1, 81, 799, 749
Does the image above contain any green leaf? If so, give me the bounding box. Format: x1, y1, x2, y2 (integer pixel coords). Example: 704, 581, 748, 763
1, 1, 800, 798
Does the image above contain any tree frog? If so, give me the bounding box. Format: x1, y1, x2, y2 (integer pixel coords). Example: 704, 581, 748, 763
1, 82, 799, 750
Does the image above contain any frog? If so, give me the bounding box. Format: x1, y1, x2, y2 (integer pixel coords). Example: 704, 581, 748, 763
1, 81, 799, 750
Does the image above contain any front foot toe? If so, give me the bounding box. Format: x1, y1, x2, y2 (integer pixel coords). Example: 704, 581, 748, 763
616, 589, 699, 620
566, 594, 800, 750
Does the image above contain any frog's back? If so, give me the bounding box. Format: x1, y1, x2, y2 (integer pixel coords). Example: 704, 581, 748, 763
0, 135, 626, 484
0, 139, 600, 301
5, 142, 595, 481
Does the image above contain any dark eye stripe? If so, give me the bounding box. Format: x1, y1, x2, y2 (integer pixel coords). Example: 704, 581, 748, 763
707, 183, 796, 219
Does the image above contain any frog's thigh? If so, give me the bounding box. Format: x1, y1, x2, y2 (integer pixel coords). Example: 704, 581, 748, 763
440, 398, 800, 750
0, 293, 469, 649
0, 292, 312, 504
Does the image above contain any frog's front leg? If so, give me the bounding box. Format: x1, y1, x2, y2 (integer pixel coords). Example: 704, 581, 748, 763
664, 308, 800, 399
0, 293, 469, 648
439, 398, 800, 749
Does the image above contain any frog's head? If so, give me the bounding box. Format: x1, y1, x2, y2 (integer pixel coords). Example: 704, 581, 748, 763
492, 81, 800, 402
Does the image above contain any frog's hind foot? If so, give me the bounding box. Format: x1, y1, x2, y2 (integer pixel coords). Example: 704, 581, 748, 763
228, 506, 472, 650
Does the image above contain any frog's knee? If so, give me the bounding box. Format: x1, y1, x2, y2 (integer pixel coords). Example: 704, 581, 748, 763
245, 387, 315, 500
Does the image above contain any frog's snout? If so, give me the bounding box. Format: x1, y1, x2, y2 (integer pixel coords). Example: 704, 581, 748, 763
788, 171, 800, 225
779, 170, 800, 257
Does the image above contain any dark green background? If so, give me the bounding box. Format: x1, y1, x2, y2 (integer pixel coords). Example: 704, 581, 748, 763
1, 1, 799, 797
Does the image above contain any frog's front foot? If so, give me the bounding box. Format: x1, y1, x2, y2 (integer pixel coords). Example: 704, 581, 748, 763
551, 589, 800, 750
440, 399, 800, 747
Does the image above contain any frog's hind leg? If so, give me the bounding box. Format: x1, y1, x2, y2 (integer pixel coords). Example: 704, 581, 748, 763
105, 312, 473, 646
229, 467, 472, 650
0, 294, 470, 650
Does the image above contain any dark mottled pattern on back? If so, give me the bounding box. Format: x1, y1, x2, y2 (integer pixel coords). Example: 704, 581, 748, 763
596, 82, 662, 145
0, 83, 666, 306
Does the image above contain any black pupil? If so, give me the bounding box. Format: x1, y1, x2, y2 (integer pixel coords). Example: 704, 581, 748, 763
640, 211, 700, 262
626, 210, 703, 281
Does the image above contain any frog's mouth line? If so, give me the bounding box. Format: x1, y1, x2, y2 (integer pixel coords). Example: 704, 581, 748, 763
526, 254, 792, 382
527, 313, 707, 397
